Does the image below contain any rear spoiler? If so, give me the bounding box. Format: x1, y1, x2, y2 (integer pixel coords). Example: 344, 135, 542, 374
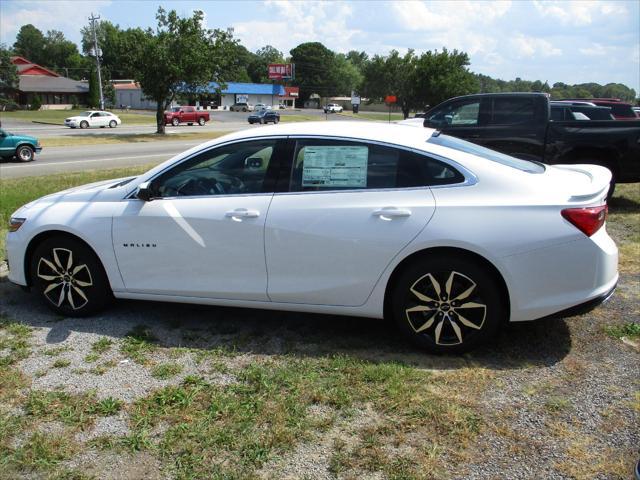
553, 164, 612, 201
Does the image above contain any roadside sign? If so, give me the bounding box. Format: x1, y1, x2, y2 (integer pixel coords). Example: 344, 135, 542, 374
268, 63, 294, 80
351, 91, 361, 105
385, 95, 397, 104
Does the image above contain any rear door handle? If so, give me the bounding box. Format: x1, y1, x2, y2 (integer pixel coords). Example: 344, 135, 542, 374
372, 207, 412, 218
225, 208, 260, 219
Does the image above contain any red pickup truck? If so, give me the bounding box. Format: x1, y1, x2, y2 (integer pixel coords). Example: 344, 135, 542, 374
164, 106, 210, 126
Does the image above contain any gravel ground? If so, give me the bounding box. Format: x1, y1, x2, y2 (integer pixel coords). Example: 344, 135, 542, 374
0, 261, 638, 479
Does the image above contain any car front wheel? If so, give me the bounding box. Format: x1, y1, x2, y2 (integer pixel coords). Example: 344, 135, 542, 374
31, 236, 113, 317
16, 145, 34, 162
109, 120, 117, 128
392, 255, 504, 354
198, 117, 206, 126
80, 121, 89, 129
172, 118, 180, 127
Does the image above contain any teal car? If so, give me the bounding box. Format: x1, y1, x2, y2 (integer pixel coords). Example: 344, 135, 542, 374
0, 128, 42, 162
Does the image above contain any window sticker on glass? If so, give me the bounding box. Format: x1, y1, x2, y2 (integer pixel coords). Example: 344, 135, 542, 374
302, 146, 368, 188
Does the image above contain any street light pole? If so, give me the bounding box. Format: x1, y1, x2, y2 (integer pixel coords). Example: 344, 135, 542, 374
89, 13, 104, 110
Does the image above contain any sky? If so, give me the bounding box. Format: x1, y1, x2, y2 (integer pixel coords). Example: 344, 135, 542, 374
1, 0, 638, 91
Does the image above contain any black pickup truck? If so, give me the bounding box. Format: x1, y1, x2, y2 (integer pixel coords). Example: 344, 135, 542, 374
423, 93, 640, 191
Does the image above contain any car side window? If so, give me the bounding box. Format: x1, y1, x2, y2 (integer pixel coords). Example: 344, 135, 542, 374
151, 140, 278, 198
289, 139, 464, 192
489, 97, 535, 125
427, 100, 480, 127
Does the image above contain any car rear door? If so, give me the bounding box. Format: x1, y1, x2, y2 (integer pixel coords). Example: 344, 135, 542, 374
264, 138, 443, 307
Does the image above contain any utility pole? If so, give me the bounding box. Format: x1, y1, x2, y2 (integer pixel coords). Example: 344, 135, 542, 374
89, 13, 104, 110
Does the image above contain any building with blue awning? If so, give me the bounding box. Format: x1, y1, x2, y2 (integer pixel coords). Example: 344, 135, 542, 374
206, 82, 287, 109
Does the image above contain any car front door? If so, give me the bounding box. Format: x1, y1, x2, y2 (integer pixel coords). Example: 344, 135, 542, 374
90, 112, 105, 127
265, 138, 452, 307
0, 129, 15, 157
112, 138, 285, 300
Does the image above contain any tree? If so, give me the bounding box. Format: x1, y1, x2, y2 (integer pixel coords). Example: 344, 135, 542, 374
247, 45, 284, 83
413, 48, 478, 110
120, 8, 238, 134
290, 42, 337, 102
0, 44, 19, 90
87, 68, 100, 108
362, 50, 419, 118
333, 54, 363, 96
13, 24, 46, 65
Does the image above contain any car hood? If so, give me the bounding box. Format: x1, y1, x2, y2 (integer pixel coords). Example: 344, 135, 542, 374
16, 177, 135, 212
7, 133, 39, 143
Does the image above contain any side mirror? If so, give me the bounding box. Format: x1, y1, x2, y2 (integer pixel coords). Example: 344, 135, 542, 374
136, 181, 153, 201
245, 157, 263, 169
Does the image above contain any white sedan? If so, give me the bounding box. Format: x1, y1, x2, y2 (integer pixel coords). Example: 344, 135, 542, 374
6, 122, 617, 353
64, 111, 122, 129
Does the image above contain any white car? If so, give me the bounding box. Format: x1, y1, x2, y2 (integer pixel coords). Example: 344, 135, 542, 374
6, 122, 617, 353
254, 103, 272, 111
324, 103, 343, 113
64, 111, 122, 129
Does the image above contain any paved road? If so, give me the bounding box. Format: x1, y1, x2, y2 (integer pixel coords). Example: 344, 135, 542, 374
0, 109, 346, 138
0, 139, 208, 178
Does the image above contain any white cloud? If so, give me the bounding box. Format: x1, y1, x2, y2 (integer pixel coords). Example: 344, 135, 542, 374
532, 0, 627, 26
232, 0, 360, 54
0, 0, 111, 45
510, 34, 562, 58
391, 0, 512, 31
579, 43, 607, 56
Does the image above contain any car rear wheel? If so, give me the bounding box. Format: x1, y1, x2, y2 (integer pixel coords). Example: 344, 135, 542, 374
109, 120, 117, 128
16, 145, 34, 162
80, 121, 89, 129
198, 117, 206, 126
172, 118, 180, 127
260, 118, 265, 124
31, 236, 113, 317
274, 117, 279, 124
392, 255, 504, 354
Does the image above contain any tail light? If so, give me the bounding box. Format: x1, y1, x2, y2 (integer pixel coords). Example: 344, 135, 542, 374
561, 205, 607, 237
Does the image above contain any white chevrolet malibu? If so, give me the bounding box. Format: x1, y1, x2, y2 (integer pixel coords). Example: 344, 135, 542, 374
6, 122, 617, 353
64, 111, 122, 129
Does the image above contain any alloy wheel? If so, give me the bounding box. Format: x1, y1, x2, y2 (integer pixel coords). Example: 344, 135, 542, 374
404, 271, 487, 346
36, 248, 93, 310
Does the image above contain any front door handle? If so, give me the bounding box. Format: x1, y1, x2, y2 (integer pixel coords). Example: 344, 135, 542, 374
372, 207, 412, 219
225, 208, 260, 219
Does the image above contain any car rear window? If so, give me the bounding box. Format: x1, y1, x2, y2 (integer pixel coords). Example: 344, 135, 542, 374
427, 133, 545, 173
609, 104, 635, 118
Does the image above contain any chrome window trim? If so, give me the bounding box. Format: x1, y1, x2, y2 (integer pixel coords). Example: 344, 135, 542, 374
284, 135, 478, 195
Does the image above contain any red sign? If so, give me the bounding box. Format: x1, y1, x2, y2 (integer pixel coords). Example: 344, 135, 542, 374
268, 63, 294, 80
385, 95, 397, 104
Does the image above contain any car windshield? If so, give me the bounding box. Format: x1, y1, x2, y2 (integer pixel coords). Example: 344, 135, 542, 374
428, 132, 545, 173
78, 112, 92, 117
171, 107, 181, 112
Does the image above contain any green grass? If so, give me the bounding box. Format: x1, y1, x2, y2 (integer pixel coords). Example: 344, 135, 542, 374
1, 109, 155, 125
151, 363, 183, 380
40, 130, 231, 147
120, 325, 158, 364
52, 359, 71, 369
337, 110, 405, 122
91, 338, 113, 354
0, 315, 32, 367
604, 322, 640, 340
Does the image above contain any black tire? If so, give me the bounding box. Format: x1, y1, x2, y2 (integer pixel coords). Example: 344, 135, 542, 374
80, 120, 89, 129
242, 107, 247, 112
391, 255, 504, 354
30, 236, 113, 317
109, 120, 117, 128
274, 117, 279, 124
260, 118, 265, 124
172, 118, 180, 127
198, 117, 206, 126
16, 145, 34, 162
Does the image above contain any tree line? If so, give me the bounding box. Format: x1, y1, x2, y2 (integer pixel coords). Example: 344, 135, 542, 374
1, 7, 637, 132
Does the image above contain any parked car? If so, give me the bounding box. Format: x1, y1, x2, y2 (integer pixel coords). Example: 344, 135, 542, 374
550, 102, 614, 121
0, 128, 42, 162
6, 122, 617, 353
254, 103, 271, 111
324, 103, 343, 113
423, 93, 640, 195
64, 111, 122, 129
230, 103, 254, 112
560, 98, 637, 120
164, 106, 209, 126
248, 109, 280, 124
278, 103, 286, 109
632, 106, 640, 118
